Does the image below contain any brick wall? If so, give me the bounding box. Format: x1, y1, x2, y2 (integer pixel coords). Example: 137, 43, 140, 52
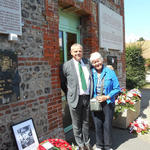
0, 0, 63, 149
0, 0, 125, 149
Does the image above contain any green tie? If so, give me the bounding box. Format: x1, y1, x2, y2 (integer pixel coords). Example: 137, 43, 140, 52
78, 61, 87, 91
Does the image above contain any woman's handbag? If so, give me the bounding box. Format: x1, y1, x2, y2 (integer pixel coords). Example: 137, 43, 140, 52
90, 98, 102, 111
90, 77, 104, 111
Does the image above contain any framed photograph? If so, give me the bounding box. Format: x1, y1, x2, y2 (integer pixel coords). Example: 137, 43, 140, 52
12, 118, 39, 150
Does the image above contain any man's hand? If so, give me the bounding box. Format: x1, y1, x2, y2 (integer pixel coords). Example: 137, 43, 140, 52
107, 65, 114, 70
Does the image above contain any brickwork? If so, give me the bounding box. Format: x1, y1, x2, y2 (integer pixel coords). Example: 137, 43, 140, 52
0, 0, 125, 149
0, 0, 63, 149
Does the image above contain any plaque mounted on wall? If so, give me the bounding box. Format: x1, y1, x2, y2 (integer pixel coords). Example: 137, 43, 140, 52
107, 56, 117, 72
0, 50, 21, 104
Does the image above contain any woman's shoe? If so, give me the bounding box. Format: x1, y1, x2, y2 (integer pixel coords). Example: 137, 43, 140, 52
95, 147, 103, 150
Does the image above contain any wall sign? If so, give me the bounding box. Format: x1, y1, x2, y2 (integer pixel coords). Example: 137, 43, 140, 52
107, 56, 117, 70
0, 50, 21, 104
0, 0, 22, 35
98, 3, 123, 51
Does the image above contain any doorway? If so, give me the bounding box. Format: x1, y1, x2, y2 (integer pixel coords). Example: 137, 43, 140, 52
59, 10, 80, 133
59, 31, 78, 63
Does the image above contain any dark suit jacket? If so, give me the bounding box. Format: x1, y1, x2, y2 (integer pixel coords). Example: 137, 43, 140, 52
60, 58, 93, 108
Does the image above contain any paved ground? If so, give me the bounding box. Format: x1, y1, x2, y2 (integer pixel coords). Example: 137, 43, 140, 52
65, 89, 150, 150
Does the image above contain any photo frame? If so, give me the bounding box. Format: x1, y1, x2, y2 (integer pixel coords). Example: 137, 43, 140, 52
12, 118, 39, 150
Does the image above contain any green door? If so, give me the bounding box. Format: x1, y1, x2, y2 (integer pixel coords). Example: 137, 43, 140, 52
59, 10, 80, 133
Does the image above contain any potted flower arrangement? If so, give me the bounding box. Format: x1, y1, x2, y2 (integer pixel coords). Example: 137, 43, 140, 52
115, 88, 141, 116
113, 88, 142, 128
129, 117, 150, 135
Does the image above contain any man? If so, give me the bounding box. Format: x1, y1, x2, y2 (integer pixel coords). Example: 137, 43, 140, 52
60, 43, 93, 150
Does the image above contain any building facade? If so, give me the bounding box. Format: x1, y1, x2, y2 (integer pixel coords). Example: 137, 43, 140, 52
0, 0, 125, 149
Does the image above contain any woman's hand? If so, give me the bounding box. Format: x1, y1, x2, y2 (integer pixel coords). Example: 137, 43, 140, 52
96, 95, 110, 102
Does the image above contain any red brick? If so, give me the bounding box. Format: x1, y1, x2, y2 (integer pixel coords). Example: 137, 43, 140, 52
0, 105, 10, 111
0, 113, 3, 117
11, 102, 25, 108
5, 110, 11, 114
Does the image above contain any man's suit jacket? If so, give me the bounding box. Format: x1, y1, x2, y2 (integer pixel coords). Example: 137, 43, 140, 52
60, 58, 93, 108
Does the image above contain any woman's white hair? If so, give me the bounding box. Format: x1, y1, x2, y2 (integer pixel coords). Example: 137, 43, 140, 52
90, 52, 104, 63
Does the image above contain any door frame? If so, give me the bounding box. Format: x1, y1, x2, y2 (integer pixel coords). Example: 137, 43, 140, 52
59, 9, 80, 62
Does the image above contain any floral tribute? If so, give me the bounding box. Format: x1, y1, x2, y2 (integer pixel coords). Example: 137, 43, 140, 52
38, 139, 72, 150
115, 88, 141, 116
129, 117, 150, 135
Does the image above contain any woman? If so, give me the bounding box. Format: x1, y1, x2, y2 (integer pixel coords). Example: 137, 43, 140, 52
90, 52, 120, 150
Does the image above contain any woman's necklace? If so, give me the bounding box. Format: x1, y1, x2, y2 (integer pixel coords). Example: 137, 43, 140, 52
96, 73, 102, 95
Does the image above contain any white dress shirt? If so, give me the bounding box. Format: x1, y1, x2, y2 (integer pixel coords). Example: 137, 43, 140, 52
73, 58, 90, 95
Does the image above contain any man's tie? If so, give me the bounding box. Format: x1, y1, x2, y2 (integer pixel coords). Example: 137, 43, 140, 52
78, 61, 87, 91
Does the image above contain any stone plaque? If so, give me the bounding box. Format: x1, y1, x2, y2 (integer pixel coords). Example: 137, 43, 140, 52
0, 50, 21, 104
0, 0, 22, 35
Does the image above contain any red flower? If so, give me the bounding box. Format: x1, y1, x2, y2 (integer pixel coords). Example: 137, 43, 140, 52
48, 139, 72, 150
121, 88, 127, 92
125, 99, 130, 102
136, 127, 142, 133
129, 101, 134, 105
134, 123, 139, 127
118, 101, 122, 104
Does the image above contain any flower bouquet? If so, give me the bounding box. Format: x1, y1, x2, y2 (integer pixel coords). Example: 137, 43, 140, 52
113, 88, 142, 128
115, 88, 141, 117
129, 117, 150, 135
38, 139, 72, 150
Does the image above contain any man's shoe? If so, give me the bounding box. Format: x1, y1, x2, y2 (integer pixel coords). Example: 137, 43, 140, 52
79, 146, 85, 150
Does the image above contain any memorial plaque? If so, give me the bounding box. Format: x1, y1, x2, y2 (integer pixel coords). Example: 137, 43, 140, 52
0, 50, 21, 104
0, 0, 22, 35
99, 3, 123, 51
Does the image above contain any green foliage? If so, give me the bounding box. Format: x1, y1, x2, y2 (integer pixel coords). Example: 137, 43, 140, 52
145, 58, 150, 71
137, 37, 145, 41
146, 58, 150, 64
126, 44, 146, 89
